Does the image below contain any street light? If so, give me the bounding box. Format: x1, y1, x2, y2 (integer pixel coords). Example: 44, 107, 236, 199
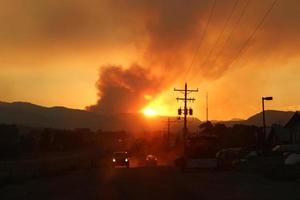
263, 97, 273, 101
262, 96, 273, 152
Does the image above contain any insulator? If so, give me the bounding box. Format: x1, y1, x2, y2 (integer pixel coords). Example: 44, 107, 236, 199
189, 108, 193, 115
178, 108, 182, 115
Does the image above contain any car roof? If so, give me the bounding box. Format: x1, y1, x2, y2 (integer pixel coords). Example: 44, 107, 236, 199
146, 154, 156, 157
113, 151, 128, 154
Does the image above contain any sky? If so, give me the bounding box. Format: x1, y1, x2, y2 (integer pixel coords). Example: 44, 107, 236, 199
1, 0, 300, 120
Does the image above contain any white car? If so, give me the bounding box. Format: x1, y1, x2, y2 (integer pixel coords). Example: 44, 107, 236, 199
285, 152, 300, 165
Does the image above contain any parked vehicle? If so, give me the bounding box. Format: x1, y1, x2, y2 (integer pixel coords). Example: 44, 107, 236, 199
216, 148, 246, 169
285, 152, 300, 165
272, 144, 300, 156
181, 135, 220, 170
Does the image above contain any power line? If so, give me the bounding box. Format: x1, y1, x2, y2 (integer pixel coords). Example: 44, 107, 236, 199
223, 0, 278, 70
183, 0, 217, 80
209, 0, 251, 71
200, 0, 240, 71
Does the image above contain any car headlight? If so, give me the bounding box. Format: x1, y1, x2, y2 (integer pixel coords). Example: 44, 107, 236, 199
113, 158, 116, 162
125, 158, 128, 162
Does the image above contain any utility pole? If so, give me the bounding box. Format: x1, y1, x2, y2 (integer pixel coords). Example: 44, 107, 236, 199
206, 92, 209, 122
166, 117, 172, 148
166, 117, 180, 148
174, 83, 198, 155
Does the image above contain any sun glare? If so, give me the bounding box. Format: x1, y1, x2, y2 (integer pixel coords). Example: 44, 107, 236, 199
142, 108, 157, 117
141, 94, 173, 117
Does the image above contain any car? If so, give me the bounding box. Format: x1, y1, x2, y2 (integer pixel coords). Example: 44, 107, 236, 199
180, 135, 219, 171
145, 154, 158, 166
112, 151, 130, 168
272, 144, 300, 156
216, 148, 245, 170
285, 152, 300, 165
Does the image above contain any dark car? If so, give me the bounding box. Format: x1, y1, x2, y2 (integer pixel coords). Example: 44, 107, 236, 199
112, 152, 130, 168
216, 148, 245, 170
146, 154, 158, 166
178, 135, 219, 171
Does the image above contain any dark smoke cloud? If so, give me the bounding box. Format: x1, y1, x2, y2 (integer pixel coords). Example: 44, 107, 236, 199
86, 64, 163, 114
86, 0, 300, 114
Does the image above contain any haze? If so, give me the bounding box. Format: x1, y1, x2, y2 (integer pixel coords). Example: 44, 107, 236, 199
1, 0, 300, 120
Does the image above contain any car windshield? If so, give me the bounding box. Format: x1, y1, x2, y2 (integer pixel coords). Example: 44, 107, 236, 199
146, 155, 155, 159
114, 152, 128, 158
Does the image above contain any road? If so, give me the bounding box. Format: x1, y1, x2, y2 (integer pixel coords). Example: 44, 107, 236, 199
0, 166, 300, 200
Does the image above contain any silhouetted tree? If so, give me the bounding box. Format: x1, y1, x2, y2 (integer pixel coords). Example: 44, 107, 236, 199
20, 133, 36, 153
40, 128, 54, 152
0, 124, 20, 159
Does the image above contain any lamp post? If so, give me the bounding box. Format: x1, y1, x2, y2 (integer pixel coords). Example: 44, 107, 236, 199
262, 96, 273, 152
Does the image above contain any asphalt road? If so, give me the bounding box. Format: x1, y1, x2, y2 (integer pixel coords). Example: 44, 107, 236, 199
1, 166, 300, 200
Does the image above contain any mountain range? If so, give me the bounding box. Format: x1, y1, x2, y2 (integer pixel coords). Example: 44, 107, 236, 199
220, 110, 295, 127
0, 102, 200, 132
0, 101, 297, 131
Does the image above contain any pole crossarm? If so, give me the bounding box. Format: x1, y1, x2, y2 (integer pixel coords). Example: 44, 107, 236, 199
174, 88, 198, 92
176, 97, 195, 101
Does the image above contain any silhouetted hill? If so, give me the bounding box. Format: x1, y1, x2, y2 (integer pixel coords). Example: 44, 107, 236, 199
221, 110, 295, 127
246, 110, 295, 126
0, 102, 200, 131
0, 102, 105, 130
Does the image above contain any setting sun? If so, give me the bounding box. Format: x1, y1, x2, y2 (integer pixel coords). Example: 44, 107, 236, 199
142, 108, 157, 117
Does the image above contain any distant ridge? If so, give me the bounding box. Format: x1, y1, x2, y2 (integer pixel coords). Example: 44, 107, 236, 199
0, 101, 104, 130
0, 102, 295, 130
0, 101, 200, 131
220, 110, 296, 127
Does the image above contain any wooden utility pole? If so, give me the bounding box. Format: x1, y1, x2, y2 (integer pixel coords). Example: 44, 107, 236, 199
166, 117, 180, 148
174, 83, 198, 155
206, 92, 209, 122
167, 117, 171, 146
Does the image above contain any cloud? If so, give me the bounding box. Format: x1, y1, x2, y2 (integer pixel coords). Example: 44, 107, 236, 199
2, 0, 300, 78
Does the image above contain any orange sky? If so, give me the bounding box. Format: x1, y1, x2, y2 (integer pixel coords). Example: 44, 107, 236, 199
1, 0, 300, 120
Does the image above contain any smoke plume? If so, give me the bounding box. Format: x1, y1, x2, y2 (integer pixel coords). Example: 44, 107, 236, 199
85, 0, 300, 114
86, 64, 163, 114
